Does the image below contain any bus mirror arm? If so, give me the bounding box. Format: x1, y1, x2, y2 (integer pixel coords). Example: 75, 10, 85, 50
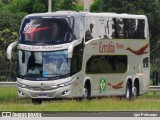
7, 41, 18, 60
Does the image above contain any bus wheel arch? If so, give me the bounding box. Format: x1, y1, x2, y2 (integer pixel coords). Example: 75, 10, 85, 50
125, 79, 132, 100
83, 79, 91, 100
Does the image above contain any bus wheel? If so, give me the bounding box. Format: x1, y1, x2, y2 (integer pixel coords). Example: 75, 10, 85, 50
133, 84, 139, 99
125, 82, 132, 100
132, 86, 137, 99
83, 84, 90, 100
32, 98, 42, 104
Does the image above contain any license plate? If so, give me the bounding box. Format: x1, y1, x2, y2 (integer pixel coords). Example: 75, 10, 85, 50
37, 94, 48, 98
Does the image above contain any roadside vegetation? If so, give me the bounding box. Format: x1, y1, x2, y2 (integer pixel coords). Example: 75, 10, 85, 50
0, 86, 160, 111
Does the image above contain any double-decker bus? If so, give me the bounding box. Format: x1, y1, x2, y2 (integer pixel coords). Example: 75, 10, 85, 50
7, 11, 150, 104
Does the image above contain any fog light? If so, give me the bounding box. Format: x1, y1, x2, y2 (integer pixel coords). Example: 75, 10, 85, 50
18, 91, 24, 96
61, 90, 70, 95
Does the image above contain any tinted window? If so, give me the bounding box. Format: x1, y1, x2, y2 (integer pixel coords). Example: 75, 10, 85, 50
71, 43, 83, 75
112, 18, 145, 39
113, 18, 124, 39
143, 57, 149, 68
136, 19, 145, 39
74, 17, 85, 40
85, 17, 100, 42
19, 17, 74, 45
86, 17, 146, 41
86, 55, 127, 74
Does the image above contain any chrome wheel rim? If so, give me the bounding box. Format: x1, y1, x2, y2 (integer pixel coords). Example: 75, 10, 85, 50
83, 88, 88, 99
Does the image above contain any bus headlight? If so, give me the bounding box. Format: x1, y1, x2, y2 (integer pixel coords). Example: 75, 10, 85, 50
17, 82, 27, 88
58, 81, 72, 87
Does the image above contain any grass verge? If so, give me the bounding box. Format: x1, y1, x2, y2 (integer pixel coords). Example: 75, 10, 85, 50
0, 86, 160, 111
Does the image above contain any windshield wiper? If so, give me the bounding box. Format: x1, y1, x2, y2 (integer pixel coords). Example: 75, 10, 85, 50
44, 74, 61, 76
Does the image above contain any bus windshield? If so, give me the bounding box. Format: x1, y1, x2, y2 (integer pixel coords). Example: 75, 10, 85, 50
19, 17, 74, 45
18, 50, 70, 80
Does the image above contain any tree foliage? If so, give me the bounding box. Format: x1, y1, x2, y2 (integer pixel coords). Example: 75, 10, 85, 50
0, 11, 26, 32
0, 29, 18, 81
61, 0, 78, 10
0, 0, 83, 13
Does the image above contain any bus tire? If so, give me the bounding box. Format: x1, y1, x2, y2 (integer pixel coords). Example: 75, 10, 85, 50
32, 98, 42, 104
83, 83, 90, 100
125, 81, 132, 100
133, 82, 139, 99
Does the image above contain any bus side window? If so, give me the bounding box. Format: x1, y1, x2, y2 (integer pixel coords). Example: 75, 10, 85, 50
70, 43, 83, 75
143, 57, 149, 68
112, 18, 146, 39
123, 19, 136, 39
112, 18, 124, 39
74, 17, 85, 41
112, 18, 118, 38
123, 19, 145, 39
85, 16, 99, 42
136, 19, 145, 39
86, 55, 127, 74
85, 23, 93, 42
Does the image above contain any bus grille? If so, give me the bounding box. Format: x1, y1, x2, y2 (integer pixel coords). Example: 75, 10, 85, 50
25, 86, 59, 91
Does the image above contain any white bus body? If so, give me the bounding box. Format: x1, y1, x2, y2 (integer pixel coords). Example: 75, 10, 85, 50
7, 11, 150, 103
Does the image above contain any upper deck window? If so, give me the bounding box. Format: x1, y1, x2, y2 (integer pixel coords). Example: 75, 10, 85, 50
112, 18, 146, 39
85, 16, 148, 42
19, 17, 74, 45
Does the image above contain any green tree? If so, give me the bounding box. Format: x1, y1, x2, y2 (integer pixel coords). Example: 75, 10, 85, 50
0, 1, 5, 8
1, 0, 47, 13
0, 11, 26, 32
74, 4, 83, 11
61, 0, 78, 10
1, 0, 83, 13
26, 0, 47, 13
0, 29, 18, 81
1, 0, 12, 4
52, 0, 63, 11
1, 0, 29, 12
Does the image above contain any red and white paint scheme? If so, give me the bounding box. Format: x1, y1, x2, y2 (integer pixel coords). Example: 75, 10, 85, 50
7, 11, 150, 104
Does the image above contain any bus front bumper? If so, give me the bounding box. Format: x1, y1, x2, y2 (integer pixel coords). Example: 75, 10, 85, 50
17, 85, 72, 99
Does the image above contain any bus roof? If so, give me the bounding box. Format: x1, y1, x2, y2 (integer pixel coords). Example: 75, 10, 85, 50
25, 11, 86, 18
25, 11, 147, 20
87, 12, 147, 20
